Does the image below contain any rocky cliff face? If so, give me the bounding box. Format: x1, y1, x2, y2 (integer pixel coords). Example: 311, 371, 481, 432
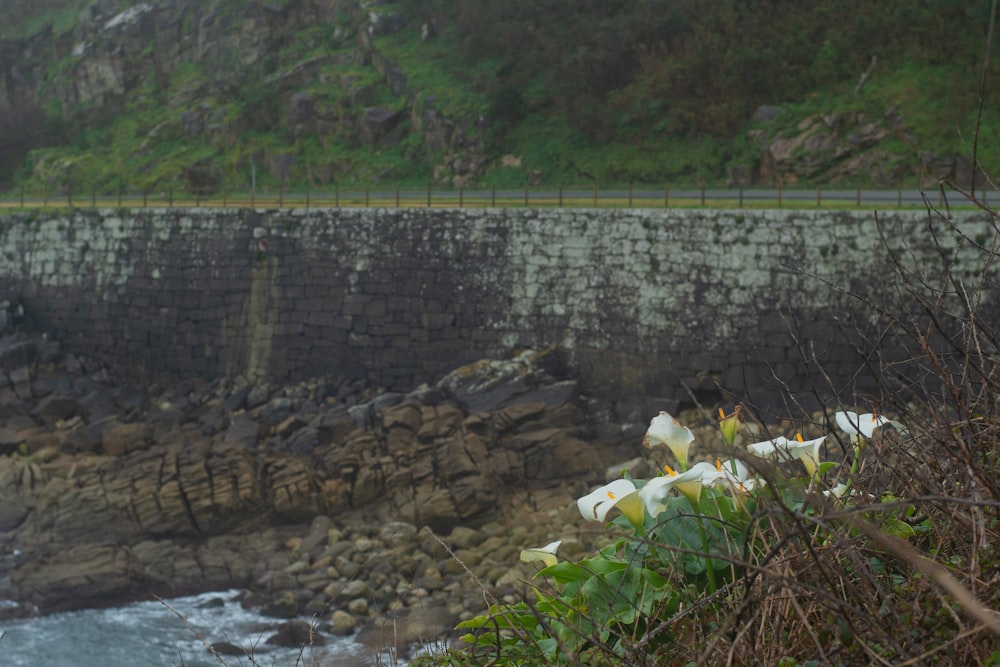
1, 0, 488, 186
744, 105, 986, 188
0, 315, 640, 624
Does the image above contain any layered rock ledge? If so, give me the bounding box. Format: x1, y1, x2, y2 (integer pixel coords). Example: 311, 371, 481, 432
0, 319, 653, 651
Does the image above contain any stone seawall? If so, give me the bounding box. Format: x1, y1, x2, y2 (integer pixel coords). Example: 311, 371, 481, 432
0, 207, 994, 405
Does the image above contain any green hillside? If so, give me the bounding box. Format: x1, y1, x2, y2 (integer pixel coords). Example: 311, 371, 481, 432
0, 0, 997, 194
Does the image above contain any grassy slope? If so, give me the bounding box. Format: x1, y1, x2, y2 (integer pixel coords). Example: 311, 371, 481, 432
4, 2, 999, 192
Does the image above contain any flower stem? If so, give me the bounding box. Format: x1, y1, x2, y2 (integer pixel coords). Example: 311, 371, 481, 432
842, 439, 863, 495
691, 500, 718, 594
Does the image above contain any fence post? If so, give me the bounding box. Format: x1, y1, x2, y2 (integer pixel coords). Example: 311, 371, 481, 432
739, 187, 744, 208
395, 186, 399, 208
250, 187, 255, 208
278, 183, 283, 208
700, 185, 705, 206
306, 186, 311, 210
664, 185, 668, 208
459, 186, 464, 208
335, 185, 339, 208
816, 186, 821, 207
427, 183, 432, 208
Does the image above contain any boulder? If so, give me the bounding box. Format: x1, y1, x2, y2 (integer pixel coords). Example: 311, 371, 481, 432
262, 590, 300, 618
265, 619, 326, 646
329, 609, 358, 636
359, 107, 404, 146
357, 604, 457, 656
31, 394, 85, 424
100, 421, 152, 457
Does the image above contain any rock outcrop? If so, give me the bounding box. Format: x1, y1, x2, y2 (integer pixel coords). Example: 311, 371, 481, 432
0, 324, 636, 627
747, 105, 989, 188
0, 0, 489, 187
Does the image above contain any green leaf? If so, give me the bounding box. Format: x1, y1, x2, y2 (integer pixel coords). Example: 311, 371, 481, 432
881, 517, 916, 538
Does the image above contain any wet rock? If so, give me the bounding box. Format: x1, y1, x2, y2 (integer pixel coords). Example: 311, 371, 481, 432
446, 526, 482, 551
258, 397, 294, 426
357, 604, 457, 657
246, 384, 272, 410
100, 420, 152, 457
0, 497, 29, 530
299, 515, 334, 556
262, 590, 300, 618
31, 394, 85, 424
224, 415, 260, 448
0, 427, 23, 454
209, 641, 246, 656
329, 609, 358, 635
285, 426, 319, 455
266, 619, 326, 646
380, 521, 417, 547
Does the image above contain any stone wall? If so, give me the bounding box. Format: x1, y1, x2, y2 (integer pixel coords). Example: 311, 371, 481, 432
0, 207, 994, 405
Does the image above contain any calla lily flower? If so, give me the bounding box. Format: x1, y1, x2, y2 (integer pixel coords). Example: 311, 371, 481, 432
823, 482, 852, 499
718, 406, 743, 446
835, 410, 889, 441
747, 433, 827, 476
787, 433, 826, 476
706, 458, 749, 488
746, 436, 796, 461
706, 458, 765, 510
577, 479, 645, 529
520, 540, 562, 568
638, 461, 718, 515
706, 457, 765, 495
643, 411, 695, 469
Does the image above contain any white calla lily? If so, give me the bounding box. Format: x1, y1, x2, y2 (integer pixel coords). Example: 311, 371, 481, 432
823, 482, 852, 499
835, 410, 889, 441
708, 458, 751, 489
577, 479, 645, 529
520, 540, 562, 568
747, 433, 827, 476
788, 434, 827, 476
638, 461, 718, 516
746, 436, 796, 461
643, 411, 695, 468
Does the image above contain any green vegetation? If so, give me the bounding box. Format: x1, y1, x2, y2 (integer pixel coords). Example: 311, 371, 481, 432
0, 0, 996, 192
411, 189, 1000, 665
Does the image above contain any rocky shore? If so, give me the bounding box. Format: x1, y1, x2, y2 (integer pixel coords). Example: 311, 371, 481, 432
0, 306, 663, 656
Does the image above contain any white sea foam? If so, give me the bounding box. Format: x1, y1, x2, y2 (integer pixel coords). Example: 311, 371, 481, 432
0, 590, 376, 667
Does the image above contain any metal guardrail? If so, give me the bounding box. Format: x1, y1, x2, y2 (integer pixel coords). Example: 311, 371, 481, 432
0, 185, 993, 210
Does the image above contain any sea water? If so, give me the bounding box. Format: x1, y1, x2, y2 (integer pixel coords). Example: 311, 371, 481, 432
0, 590, 383, 667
